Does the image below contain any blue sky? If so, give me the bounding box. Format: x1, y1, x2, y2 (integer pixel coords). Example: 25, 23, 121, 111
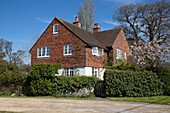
0, 0, 164, 53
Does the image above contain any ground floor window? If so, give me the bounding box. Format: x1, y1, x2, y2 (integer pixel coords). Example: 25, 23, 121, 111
92, 67, 98, 77
65, 67, 74, 76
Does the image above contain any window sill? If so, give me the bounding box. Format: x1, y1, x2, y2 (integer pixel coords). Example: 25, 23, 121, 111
37, 56, 50, 59
64, 55, 72, 57
53, 33, 58, 35
93, 55, 102, 58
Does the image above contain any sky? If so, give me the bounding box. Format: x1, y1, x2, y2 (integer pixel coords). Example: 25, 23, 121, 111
0, 0, 165, 53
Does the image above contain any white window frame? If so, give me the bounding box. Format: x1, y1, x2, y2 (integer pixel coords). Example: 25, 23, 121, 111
64, 44, 72, 56
37, 46, 50, 58
116, 49, 122, 59
92, 67, 98, 77
101, 49, 104, 56
92, 47, 104, 56
65, 67, 75, 76
92, 47, 98, 56
53, 24, 58, 35
124, 52, 127, 59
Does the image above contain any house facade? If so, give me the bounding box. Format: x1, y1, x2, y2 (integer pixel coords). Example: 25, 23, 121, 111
30, 17, 130, 79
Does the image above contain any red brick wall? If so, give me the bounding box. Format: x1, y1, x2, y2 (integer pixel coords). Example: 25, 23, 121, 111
85, 47, 107, 68
112, 29, 130, 64
30, 19, 86, 67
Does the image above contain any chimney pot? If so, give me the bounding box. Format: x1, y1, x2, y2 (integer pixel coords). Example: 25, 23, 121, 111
75, 16, 78, 22
93, 23, 100, 32
73, 16, 81, 28
96, 23, 99, 28
94, 24, 96, 28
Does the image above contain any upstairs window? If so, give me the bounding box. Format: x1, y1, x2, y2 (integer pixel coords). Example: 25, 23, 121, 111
92, 47, 104, 56
116, 49, 122, 59
101, 49, 104, 56
64, 44, 72, 56
92, 47, 98, 56
37, 46, 50, 58
124, 52, 127, 59
53, 24, 58, 35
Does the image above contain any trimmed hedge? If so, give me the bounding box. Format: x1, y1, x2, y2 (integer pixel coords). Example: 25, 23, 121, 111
104, 70, 164, 97
52, 76, 99, 96
28, 62, 61, 96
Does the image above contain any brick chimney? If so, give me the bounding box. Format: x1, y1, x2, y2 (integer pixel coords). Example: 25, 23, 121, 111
73, 16, 81, 28
93, 23, 100, 32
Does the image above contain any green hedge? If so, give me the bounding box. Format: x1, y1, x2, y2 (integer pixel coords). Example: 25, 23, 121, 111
52, 76, 99, 96
28, 62, 61, 96
146, 67, 170, 95
104, 70, 164, 97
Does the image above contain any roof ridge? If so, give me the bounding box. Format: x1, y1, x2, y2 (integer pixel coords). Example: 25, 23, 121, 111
55, 17, 93, 34
93, 28, 122, 33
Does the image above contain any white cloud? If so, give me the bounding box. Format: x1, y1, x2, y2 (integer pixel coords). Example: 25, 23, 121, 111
106, 0, 139, 5
103, 20, 119, 26
35, 17, 51, 23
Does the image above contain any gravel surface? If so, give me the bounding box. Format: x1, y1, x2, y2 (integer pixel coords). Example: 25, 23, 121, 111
0, 97, 169, 113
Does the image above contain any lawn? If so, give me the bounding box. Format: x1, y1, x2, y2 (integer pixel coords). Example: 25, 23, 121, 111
107, 96, 170, 105
0, 95, 92, 100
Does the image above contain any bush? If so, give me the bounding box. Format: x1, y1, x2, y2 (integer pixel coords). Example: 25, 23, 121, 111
52, 76, 99, 97
146, 66, 170, 95
28, 62, 61, 96
104, 70, 164, 97
108, 62, 139, 71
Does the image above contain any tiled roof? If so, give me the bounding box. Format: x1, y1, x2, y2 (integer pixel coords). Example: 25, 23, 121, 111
93, 28, 122, 47
56, 17, 122, 49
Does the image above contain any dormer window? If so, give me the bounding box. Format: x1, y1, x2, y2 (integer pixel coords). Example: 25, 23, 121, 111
53, 24, 58, 35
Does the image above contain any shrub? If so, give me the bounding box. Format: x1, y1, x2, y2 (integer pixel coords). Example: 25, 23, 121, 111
108, 62, 139, 71
146, 66, 170, 95
51, 76, 99, 97
28, 62, 61, 96
104, 70, 164, 97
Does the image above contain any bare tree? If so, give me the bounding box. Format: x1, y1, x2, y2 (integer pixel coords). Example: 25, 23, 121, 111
4, 40, 13, 64
113, 0, 170, 44
22, 32, 40, 64
12, 50, 25, 66
78, 0, 94, 32
0, 38, 5, 60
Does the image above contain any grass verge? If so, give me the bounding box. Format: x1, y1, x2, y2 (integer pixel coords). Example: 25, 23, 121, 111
0, 95, 92, 100
107, 96, 170, 105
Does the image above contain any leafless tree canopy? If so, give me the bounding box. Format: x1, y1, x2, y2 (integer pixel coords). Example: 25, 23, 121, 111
78, 0, 95, 32
113, 0, 170, 44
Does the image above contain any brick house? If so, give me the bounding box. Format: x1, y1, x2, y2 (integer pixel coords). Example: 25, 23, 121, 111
30, 16, 130, 79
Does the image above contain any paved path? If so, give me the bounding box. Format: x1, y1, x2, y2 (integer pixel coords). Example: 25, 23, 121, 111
0, 97, 169, 113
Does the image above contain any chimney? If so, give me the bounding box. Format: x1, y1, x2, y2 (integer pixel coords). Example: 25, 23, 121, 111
73, 16, 81, 28
93, 23, 100, 32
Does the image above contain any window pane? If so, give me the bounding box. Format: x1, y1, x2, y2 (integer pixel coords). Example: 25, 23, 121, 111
47, 47, 50, 56
38, 48, 41, 56
54, 24, 58, 32
69, 45, 72, 54
92, 47, 98, 55
42, 47, 45, 56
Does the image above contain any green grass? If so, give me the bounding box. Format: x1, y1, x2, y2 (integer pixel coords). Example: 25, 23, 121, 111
107, 96, 170, 105
0, 111, 18, 113
0, 95, 92, 100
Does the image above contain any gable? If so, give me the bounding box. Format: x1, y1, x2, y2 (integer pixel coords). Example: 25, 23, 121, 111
112, 29, 129, 48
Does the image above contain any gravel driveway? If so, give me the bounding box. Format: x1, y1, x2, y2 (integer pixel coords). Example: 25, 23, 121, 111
0, 97, 169, 113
